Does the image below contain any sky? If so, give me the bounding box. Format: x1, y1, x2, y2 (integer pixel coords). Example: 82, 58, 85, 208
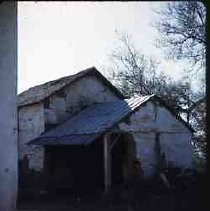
18, 1, 193, 94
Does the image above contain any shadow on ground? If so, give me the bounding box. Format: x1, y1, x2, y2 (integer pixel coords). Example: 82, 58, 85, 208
17, 173, 206, 211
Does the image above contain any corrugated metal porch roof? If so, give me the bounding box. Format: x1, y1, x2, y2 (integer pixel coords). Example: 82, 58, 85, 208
28, 94, 194, 146
29, 95, 153, 146
29, 134, 101, 146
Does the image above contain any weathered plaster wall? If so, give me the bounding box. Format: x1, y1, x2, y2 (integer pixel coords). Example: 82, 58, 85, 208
0, 2, 17, 210
119, 101, 188, 133
159, 133, 193, 169
19, 75, 120, 172
18, 103, 45, 171
133, 133, 156, 177
45, 76, 120, 126
44, 95, 66, 126
118, 101, 193, 178
65, 76, 119, 105
121, 133, 136, 183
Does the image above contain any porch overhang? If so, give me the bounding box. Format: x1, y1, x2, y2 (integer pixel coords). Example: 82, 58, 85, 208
28, 133, 102, 146
27, 95, 153, 146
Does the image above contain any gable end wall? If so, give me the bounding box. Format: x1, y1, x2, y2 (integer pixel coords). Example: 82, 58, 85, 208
18, 75, 121, 172
118, 101, 193, 177
44, 75, 120, 126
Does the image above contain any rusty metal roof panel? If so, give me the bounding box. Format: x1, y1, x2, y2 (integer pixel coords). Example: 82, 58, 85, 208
29, 95, 153, 145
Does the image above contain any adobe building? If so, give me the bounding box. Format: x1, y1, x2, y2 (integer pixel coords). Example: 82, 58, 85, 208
17, 67, 193, 198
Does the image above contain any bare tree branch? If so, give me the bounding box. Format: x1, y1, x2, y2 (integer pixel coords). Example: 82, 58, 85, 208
153, 1, 206, 70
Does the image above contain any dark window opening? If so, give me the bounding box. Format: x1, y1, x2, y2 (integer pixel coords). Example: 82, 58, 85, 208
56, 89, 66, 98
44, 98, 50, 109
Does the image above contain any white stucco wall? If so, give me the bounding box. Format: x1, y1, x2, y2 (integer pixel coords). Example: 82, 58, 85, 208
46, 95, 66, 124
160, 133, 193, 169
133, 133, 156, 177
0, 2, 17, 210
19, 75, 120, 172
45, 75, 120, 125
119, 101, 188, 133
118, 101, 193, 178
18, 103, 45, 171
65, 76, 119, 110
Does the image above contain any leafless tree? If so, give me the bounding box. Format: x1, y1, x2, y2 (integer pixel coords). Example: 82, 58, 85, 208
109, 34, 191, 111
151, 1, 206, 154
107, 33, 206, 153
153, 1, 206, 69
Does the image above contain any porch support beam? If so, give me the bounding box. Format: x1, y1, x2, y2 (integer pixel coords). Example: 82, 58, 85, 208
103, 132, 111, 193
110, 133, 121, 150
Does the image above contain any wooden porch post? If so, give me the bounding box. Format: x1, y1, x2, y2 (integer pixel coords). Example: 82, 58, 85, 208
103, 133, 111, 193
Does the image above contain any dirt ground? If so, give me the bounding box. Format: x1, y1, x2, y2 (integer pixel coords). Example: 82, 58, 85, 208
17, 176, 206, 211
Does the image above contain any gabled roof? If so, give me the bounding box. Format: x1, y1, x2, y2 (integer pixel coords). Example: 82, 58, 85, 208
28, 95, 194, 146
18, 67, 124, 107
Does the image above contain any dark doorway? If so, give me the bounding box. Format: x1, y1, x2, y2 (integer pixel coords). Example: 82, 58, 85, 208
111, 133, 136, 186
44, 139, 104, 197
42, 133, 135, 198
111, 134, 124, 185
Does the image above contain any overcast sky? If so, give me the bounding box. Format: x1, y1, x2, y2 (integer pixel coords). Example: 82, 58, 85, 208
18, 1, 192, 94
